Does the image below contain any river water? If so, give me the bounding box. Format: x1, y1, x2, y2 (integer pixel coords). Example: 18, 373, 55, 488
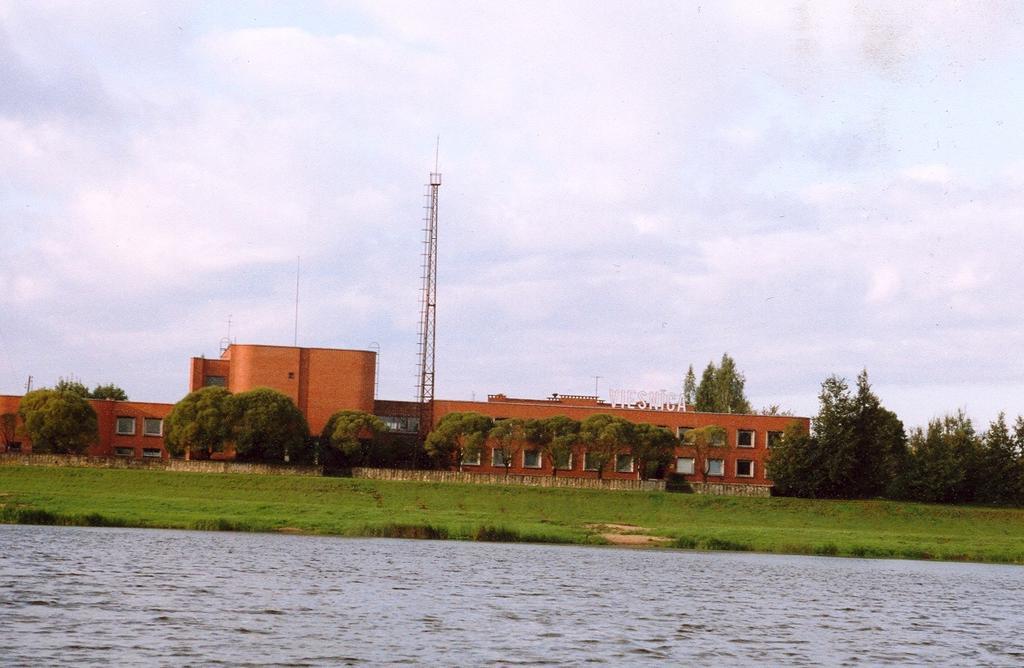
1, 525, 1022, 666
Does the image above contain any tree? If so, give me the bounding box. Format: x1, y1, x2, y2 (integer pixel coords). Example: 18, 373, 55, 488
489, 419, 525, 476
1, 412, 17, 450
694, 363, 717, 412
424, 412, 494, 470
537, 416, 578, 477
975, 413, 1022, 505
810, 375, 857, 498
631, 423, 676, 480
321, 410, 388, 468
714, 353, 752, 414
682, 365, 697, 408
230, 388, 310, 463
847, 370, 906, 498
579, 414, 634, 479
90, 383, 128, 401
53, 377, 90, 398
899, 411, 981, 504
763, 421, 823, 496
17, 389, 98, 454
683, 424, 727, 483
163, 386, 235, 459
693, 354, 751, 413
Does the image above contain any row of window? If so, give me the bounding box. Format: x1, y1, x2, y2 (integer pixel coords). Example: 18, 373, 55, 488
380, 415, 421, 434
464, 449, 637, 473
464, 448, 759, 478
114, 446, 163, 458
675, 427, 783, 449
676, 457, 756, 478
115, 417, 164, 437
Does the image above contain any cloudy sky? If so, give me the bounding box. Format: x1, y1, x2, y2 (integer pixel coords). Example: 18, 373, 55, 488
2, 1, 1022, 428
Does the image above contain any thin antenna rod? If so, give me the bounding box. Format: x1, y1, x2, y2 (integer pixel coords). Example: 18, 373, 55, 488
434, 135, 440, 172
293, 256, 300, 347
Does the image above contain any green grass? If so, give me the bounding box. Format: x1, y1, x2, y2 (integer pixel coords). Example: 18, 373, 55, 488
1, 466, 1023, 564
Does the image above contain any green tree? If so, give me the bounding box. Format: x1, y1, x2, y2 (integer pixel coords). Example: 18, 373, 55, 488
764, 421, 822, 496
693, 354, 751, 413
53, 377, 90, 398
848, 370, 906, 498
811, 375, 857, 497
975, 413, 1022, 505
538, 415, 579, 477
89, 383, 128, 401
579, 414, 634, 479
631, 423, 676, 480
899, 411, 982, 504
424, 412, 494, 470
230, 388, 310, 463
321, 410, 388, 468
1, 412, 17, 450
683, 424, 727, 483
714, 353, 752, 414
694, 362, 717, 412
682, 365, 697, 407
163, 386, 235, 459
17, 389, 98, 454
489, 419, 525, 476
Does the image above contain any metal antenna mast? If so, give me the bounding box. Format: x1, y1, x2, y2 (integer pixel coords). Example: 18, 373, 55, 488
417, 140, 441, 437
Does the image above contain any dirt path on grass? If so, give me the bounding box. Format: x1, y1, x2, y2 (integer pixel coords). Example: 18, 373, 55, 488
585, 523, 672, 546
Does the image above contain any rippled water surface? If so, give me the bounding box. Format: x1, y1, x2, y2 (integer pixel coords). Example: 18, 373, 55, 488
2, 525, 1022, 665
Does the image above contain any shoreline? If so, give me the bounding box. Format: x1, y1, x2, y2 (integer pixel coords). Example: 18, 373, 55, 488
2, 466, 1023, 565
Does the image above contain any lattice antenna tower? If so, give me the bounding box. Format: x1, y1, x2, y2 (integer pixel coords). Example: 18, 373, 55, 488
417, 140, 441, 437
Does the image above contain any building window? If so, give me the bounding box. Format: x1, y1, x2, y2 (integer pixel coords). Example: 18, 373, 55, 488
736, 459, 754, 477
143, 418, 163, 437
491, 448, 507, 467
461, 451, 481, 466
767, 431, 784, 448
583, 452, 600, 471
115, 417, 136, 435
615, 454, 634, 473
7, 442, 22, 453
380, 416, 420, 433
142, 448, 162, 458
711, 430, 726, 447
706, 458, 724, 476
737, 429, 755, 448
677, 426, 694, 440
115, 447, 134, 457
676, 457, 695, 475
523, 450, 542, 468
204, 375, 226, 387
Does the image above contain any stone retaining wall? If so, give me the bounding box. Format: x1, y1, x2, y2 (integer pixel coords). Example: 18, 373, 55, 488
686, 481, 773, 497
0, 453, 768, 495
0, 452, 322, 476
350, 467, 666, 491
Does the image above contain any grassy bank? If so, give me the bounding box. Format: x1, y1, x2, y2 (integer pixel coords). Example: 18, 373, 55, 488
2, 466, 1023, 564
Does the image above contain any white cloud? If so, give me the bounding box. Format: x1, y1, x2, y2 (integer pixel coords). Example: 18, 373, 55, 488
1, 1, 1023, 428
901, 163, 953, 185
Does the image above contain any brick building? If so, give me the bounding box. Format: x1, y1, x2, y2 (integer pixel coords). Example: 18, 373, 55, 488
1, 343, 808, 487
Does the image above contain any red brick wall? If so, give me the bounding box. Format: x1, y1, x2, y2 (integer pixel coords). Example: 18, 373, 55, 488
190, 344, 377, 435
0, 394, 173, 459
430, 398, 808, 484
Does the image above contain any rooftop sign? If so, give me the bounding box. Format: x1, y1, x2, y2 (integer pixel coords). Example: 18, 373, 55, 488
608, 388, 685, 412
